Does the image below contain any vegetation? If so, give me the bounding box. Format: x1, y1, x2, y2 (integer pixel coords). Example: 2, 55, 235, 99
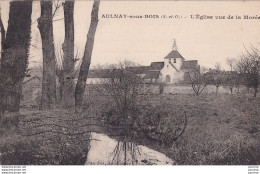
0, 0, 259, 166
187, 67, 209, 96
156, 94, 260, 165
58, 0, 75, 108
75, 0, 100, 113
84, 91, 260, 165
236, 46, 260, 97
38, 1, 57, 109
0, 1, 32, 126
2, 91, 259, 165
0, 110, 91, 165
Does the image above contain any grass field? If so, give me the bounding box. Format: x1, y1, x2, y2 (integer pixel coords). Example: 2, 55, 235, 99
0, 93, 259, 165
147, 93, 260, 165
83, 91, 260, 165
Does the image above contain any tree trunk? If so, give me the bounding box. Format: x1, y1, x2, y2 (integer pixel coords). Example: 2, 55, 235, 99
124, 142, 127, 165
61, 0, 75, 108
38, 1, 57, 109
57, 69, 65, 102
0, 1, 32, 127
159, 83, 165, 94
0, 12, 6, 53
0, 11, 5, 118
75, 0, 100, 113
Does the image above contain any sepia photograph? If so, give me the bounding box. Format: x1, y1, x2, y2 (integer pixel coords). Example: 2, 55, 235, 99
0, 0, 259, 171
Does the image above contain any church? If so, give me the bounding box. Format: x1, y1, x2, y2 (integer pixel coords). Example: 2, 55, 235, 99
87, 40, 199, 84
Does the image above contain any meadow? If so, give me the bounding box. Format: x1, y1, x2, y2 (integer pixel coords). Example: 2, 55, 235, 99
0, 92, 259, 165
149, 94, 260, 165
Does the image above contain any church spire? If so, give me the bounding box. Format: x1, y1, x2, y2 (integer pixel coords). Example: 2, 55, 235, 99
172, 39, 178, 51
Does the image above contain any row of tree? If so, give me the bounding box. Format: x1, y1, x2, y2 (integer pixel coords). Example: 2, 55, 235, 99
0, 0, 100, 127
187, 46, 260, 97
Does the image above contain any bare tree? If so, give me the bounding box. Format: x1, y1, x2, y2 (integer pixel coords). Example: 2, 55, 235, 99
210, 63, 223, 94
38, 1, 57, 109
212, 71, 223, 94
223, 71, 238, 95
187, 67, 208, 96
226, 58, 236, 71
94, 62, 144, 121
225, 58, 237, 94
236, 46, 260, 97
55, 44, 80, 104
75, 0, 100, 113
52, 0, 62, 20
95, 61, 187, 151
233, 62, 245, 94
0, 1, 32, 127
60, 0, 75, 108
214, 62, 221, 71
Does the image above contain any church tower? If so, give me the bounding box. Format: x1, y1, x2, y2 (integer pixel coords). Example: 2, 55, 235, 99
164, 39, 184, 71
160, 39, 185, 83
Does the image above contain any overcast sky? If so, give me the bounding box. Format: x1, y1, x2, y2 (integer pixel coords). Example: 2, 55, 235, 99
1, 1, 260, 70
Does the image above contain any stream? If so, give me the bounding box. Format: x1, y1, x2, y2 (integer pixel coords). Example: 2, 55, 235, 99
85, 132, 174, 165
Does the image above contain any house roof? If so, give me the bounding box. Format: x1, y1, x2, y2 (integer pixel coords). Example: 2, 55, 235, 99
143, 71, 160, 79
125, 66, 150, 74
164, 50, 184, 59
88, 69, 126, 78
88, 69, 111, 78
180, 60, 198, 70
205, 69, 222, 74
87, 69, 143, 83
150, 62, 164, 70
126, 62, 164, 73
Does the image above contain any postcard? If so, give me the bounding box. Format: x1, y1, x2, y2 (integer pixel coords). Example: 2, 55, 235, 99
0, 0, 259, 173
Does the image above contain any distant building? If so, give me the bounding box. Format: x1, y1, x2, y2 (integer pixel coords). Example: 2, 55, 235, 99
22, 40, 200, 98
87, 39, 199, 84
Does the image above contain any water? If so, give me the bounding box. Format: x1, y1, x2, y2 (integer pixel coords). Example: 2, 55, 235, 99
85, 132, 174, 165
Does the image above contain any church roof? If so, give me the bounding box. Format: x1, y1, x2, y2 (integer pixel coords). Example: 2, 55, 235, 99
143, 71, 160, 79
180, 60, 198, 70
150, 62, 164, 70
164, 50, 184, 59
126, 62, 164, 74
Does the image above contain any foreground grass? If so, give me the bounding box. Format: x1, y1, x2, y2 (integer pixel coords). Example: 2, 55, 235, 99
0, 110, 91, 165
0, 93, 259, 165
83, 91, 260, 165
147, 94, 260, 165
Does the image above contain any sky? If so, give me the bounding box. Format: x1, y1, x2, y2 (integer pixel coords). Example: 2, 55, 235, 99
1, 1, 260, 70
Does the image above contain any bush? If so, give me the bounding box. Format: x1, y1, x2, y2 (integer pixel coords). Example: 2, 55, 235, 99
101, 104, 187, 146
